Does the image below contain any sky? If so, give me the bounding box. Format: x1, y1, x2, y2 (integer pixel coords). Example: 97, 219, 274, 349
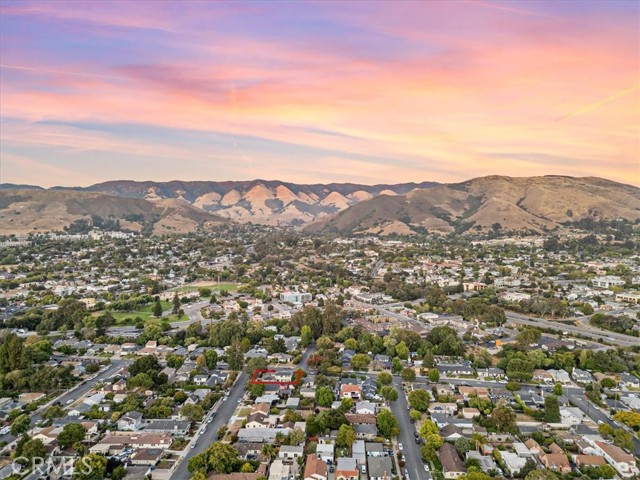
0, 0, 638, 187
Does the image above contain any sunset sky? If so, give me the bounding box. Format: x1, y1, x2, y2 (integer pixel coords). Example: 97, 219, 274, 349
1, 0, 638, 187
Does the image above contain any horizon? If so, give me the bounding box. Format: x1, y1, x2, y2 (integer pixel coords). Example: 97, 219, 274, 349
2, 173, 636, 190
1, 0, 639, 187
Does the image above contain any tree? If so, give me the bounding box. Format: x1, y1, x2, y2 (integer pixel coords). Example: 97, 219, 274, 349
377, 372, 393, 386
544, 395, 560, 423
395, 341, 409, 360
376, 409, 400, 437
613, 411, 640, 429
524, 469, 559, 480
74, 454, 107, 480
428, 369, 440, 383
516, 328, 541, 348
10, 414, 31, 436
261, 444, 276, 459
58, 423, 87, 448
172, 294, 181, 314
454, 437, 471, 456
21, 438, 46, 462
336, 424, 356, 449
240, 463, 255, 473
316, 386, 334, 407
419, 419, 439, 439
391, 357, 403, 373
111, 466, 127, 480
401, 367, 416, 382
301, 325, 313, 347
153, 299, 163, 318
339, 397, 354, 412
408, 389, 430, 412
180, 404, 205, 422
409, 410, 422, 422
613, 429, 633, 451
42, 405, 65, 421
425, 433, 443, 449
227, 340, 244, 371
205, 442, 239, 474
490, 405, 516, 433
598, 422, 614, 437
381, 386, 398, 402
351, 353, 371, 371
204, 349, 218, 370
128, 372, 154, 390
552, 383, 563, 396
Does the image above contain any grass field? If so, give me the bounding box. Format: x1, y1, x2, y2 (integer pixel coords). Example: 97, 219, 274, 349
169, 282, 242, 293
99, 300, 189, 325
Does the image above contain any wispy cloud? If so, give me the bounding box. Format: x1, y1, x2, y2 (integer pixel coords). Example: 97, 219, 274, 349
0, 0, 638, 186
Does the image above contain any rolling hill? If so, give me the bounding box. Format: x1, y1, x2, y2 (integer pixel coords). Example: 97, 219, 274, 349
0, 190, 227, 235
19, 179, 439, 226
307, 176, 640, 235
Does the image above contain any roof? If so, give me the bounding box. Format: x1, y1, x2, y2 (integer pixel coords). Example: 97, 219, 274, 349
304, 454, 326, 479
439, 443, 466, 474
337, 457, 357, 472
543, 454, 570, 468
574, 455, 606, 467
596, 442, 635, 463
367, 456, 393, 477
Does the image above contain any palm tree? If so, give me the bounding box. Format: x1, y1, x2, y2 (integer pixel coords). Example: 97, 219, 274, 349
261, 444, 276, 459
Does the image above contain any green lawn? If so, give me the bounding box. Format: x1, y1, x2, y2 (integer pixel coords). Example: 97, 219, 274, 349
97, 300, 190, 325
169, 282, 241, 293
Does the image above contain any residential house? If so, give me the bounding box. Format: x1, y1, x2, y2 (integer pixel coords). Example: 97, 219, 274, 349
304, 454, 327, 480
117, 411, 143, 431
541, 454, 571, 474
237, 427, 292, 443
130, 448, 163, 467
440, 443, 466, 478
340, 384, 362, 400
89, 432, 172, 454
593, 441, 639, 478
500, 452, 527, 476
316, 443, 334, 463
428, 403, 457, 416
619, 373, 640, 390
279, 445, 304, 460
355, 401, 376, 415
466, 452, 497, 473
574, 455, 607, 468
335, 458, 359, 480
571, 368, 593, 384
367, 456, 393, 480
560, 407, 584, 426
268, 458, 299, 480
144, 419, 191, 437
476, 368, 506, 380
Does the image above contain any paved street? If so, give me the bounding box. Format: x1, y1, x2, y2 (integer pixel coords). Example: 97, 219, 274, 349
172, 370, 248, 480
569, 394, 640, 457
0, 359, 129, 448
389, 376, 429, 480
351, 300, 640, 348
504, 311, 640, 348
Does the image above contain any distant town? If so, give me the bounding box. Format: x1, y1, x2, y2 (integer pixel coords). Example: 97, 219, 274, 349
0, 223, 638, 480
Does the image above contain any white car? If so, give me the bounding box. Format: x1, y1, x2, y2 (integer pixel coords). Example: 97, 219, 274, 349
199, 428, 205, 434
424, 464, 430, 472
191, 442, 197, 449
66, 399, 73, 405
398, 443, 403, 451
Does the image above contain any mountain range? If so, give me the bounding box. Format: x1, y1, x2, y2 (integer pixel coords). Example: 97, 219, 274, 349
1, 176, 638, 235
307, 176, 640, 235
